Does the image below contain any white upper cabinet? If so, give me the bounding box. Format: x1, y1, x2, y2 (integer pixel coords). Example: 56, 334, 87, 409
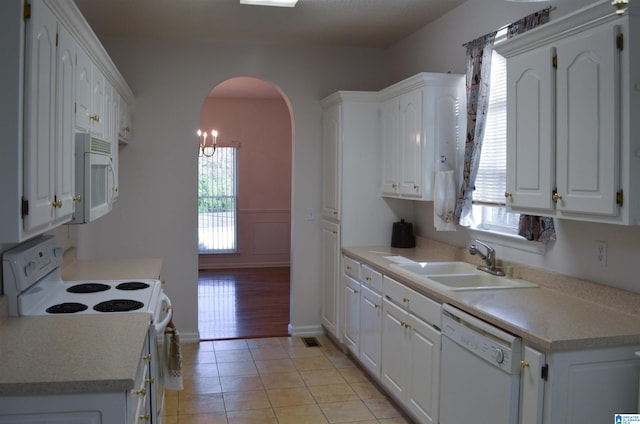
76, 47, 108, 138
379, 73, 465, 201
555, 23, 620, 217
23, 1, 58, 232
75, 47, 92, 132
322, 102, 341, 220
0, 0, 134, 242
55, 22, 78, 221
498, 1, 640, 225
118, 95, 133, 144
504, 45, 555, 212
23, 1, 77, 234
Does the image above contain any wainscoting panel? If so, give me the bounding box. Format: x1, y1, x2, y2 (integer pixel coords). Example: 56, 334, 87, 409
199, 209, 291, 269
253, 222, 290, 255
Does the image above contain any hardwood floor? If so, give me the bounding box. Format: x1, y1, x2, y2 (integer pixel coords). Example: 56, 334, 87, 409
198, 267, 291, 341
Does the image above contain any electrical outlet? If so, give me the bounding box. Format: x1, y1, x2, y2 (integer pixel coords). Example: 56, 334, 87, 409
595, 241, 608, 267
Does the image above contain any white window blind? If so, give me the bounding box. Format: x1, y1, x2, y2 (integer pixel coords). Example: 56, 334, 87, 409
198, 147, 238, 254
474, 51, 507, 206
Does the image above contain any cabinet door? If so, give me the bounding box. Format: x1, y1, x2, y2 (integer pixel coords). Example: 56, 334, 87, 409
556, 23, 621, 217
55, 24, 77, 220
398, 90, 423, 197
343, 275, 360, 356
90, 65, 105, 138
118, 96, 132, 143
520, 346, 545, 424
407, 315, 441, 424
359, 284, 382, 378
321, 220, 340, 337
381, 297, 408, 401
322, 104, 341, 220
381, 98, 399, 196
24, 2, 57, 232
75, 48, 92, 132
506, 46, 556, 213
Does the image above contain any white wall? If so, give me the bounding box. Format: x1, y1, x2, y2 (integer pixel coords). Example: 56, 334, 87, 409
390, 0, 640, 294
75, 39, 391, 338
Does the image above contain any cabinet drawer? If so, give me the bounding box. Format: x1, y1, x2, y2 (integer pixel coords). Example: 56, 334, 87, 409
383, 275, 441, 328
343, 256, 361, 280
361, 264, 383, 292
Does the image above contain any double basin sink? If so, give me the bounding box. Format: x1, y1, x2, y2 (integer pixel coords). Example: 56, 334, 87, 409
388, 260, 537, 291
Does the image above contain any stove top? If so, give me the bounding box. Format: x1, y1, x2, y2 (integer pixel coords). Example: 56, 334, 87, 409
2, 235, 163, 318
18, 278, 163, 317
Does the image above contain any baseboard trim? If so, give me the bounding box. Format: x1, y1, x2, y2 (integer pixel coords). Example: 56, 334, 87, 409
178, 331, 201, 344
289, 324, 324, 337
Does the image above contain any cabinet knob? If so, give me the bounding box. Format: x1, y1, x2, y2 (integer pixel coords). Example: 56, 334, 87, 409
365, 277, 372, 281
413, 184, 419, 191
51, 200, 62, 208
89, 114, 100, 123
520, 361, 530, 369
135, 388, 146, 396
552, 192, 563, 202
145, 377, 155, 384
72, 195, 81, 202
138, 413, 150, 421
346, 265, 352, 270
504, 192, 512, 198
374, 304, 381, 309
402, 297, 410, 303
392, 183, 397, 190
143, 354, 152, 361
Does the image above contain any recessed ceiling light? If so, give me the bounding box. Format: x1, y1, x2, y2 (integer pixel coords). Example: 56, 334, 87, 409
240, 0, 298, 7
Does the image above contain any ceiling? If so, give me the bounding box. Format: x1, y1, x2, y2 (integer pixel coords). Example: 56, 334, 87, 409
73, 0, 466, 98
73, 0, 466, 49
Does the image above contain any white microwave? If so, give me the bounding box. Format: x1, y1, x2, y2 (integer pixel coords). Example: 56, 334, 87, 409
70, 133, 115, 224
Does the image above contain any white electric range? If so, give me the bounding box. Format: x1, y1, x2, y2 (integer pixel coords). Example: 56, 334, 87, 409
1, 235, 173, 424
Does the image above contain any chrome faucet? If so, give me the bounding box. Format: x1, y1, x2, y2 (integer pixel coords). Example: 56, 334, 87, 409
469, 240, 505, 276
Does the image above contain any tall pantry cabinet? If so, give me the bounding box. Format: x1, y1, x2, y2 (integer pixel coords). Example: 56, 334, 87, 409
320, 92, 411, 340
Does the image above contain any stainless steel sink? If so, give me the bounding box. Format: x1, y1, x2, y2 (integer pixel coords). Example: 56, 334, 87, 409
389, 261, 537, 291
427, 273, 537, 291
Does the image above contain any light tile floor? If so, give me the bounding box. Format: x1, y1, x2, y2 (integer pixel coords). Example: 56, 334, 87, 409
164, 335, 413, 424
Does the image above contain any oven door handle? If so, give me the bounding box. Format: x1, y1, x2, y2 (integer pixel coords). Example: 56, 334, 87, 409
153, 293, 173, 334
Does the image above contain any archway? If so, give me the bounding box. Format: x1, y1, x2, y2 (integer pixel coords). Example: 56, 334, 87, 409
196, 76, 293, 340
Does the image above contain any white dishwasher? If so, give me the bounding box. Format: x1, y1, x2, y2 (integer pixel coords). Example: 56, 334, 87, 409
440, 304, 523, 423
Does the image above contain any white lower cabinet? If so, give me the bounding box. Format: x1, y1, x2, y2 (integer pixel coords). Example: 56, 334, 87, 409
343, 274, 360, 356
520, 343, 640, 424
321, 220, 340, 338
359, 284, 382, 378
381, 276, 441, 424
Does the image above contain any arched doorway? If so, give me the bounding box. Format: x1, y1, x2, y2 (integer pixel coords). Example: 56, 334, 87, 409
196, 77, 293, 340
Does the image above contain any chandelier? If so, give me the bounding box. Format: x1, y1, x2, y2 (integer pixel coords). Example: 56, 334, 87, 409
197, 129, 218, 157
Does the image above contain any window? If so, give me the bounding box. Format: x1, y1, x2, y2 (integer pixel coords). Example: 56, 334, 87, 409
198, 147, 238, 254
469, 50, 520, 234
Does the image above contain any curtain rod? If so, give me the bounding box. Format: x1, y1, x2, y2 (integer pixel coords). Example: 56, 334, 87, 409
462, 6, 555, 47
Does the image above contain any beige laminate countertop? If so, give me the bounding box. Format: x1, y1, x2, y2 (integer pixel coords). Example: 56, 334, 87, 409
343, 245, 640, 353
0, 313, 151, 396
0, 252, 163, 397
